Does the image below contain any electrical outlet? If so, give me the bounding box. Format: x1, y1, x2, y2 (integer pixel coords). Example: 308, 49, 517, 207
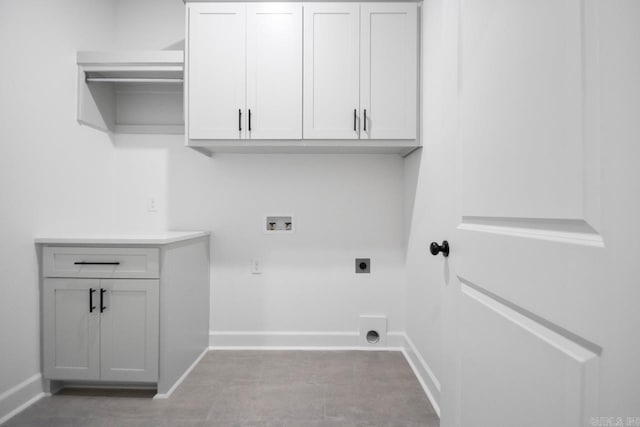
251, 258, 261, 275
147, 197, 158, 212
355, 258, 371, 274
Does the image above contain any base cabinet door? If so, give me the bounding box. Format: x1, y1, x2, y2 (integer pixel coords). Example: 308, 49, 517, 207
99, 280, 159, 382
43, 279, 100, 381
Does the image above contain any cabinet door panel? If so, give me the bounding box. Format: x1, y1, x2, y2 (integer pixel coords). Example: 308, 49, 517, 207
188, 4, 246, 140
303, 3, 360, 139
360, 3, 417, 139
100, 280, 159, 383
247, 4, 302, 139
43, 279, 100, 381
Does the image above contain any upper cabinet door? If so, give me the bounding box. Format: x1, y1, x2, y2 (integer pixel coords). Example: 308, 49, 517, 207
360, 3, 417, 140
303, 3, 360, 139
187, 4, 246, 140
247, 4, 302, 140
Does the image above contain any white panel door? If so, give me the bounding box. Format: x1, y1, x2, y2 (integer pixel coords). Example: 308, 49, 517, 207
100, 280, 159, 383
246, 3, 302, 140
360, 3, 417, 140
434, 1, 640, 426
43, 279, 100, 381
303, 3, 360, 139
187, 3, 246, 140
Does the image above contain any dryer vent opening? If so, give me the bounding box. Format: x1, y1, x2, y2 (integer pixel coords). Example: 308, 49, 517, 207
366, 330, 380, 344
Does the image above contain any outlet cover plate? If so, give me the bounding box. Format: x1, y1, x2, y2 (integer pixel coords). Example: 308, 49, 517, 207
355, 258, 370, 273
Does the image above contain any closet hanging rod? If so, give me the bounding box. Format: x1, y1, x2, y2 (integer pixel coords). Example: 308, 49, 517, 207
85, 77, 184, 83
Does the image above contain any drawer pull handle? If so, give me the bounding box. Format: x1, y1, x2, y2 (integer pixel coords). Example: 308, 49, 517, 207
100, 289, 107, 313
74, 262, 121, 265
89, 288, 96, 313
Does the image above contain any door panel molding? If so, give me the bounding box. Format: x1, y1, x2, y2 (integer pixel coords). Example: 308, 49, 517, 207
458, 276, 602, 355
458, 277, 600, 426
458, 0, 601, 230
458, 216, 604, 247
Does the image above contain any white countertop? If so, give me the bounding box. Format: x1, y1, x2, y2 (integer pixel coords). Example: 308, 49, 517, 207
34, 231, 210, 245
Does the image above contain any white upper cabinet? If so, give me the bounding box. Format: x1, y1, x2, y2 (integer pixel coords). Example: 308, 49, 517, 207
303, 3, 360, 139
187, 3, 303, 141
185, 2, 419, 153
187, 3, 246, 139
360, 3, 417, 139
247, 4, 302, 139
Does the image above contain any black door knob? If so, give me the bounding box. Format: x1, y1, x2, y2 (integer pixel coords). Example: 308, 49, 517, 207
430, 241, 449, 257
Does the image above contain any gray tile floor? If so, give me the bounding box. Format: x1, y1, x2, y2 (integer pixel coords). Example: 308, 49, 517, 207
6, 351, 439, 427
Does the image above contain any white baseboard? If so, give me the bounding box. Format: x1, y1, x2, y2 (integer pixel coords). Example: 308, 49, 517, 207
0, 374, 45, 426
209, 330, 405, 350
153, 347, 208, 400
401, 333, 441, 417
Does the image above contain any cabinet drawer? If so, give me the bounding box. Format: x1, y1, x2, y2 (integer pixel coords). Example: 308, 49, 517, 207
43, 247, 159, 279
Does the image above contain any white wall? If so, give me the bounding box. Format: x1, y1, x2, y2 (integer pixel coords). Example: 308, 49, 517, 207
112, 136, 170, 233
114, 0, 185, 51
0, 0, 117, 416
168, 151, 407, 339
109, 0, 186, 233
111, 143, 408, 343
403, 0, 459, 410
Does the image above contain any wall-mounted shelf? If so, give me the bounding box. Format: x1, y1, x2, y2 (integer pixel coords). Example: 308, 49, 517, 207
77, 51, 185, 135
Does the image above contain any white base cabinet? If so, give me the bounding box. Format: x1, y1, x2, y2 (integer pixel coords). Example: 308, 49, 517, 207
43, 278, 159, 383
38, 233, 210, 394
